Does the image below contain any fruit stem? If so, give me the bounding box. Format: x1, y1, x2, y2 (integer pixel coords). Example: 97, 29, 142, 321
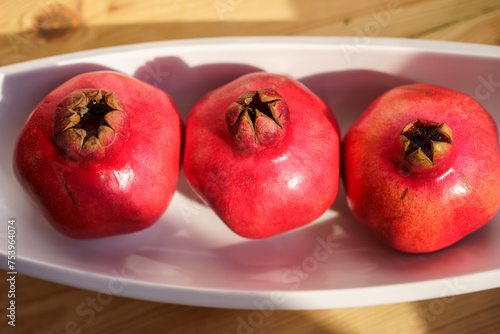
399, 119, 453, 173
225, 88, 290, 154
53, 89, 130, 161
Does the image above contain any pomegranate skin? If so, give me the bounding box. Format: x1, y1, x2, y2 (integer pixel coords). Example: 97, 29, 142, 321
13, 71, 183, 239
183, 72, 340, 238
342, 83, 500, 253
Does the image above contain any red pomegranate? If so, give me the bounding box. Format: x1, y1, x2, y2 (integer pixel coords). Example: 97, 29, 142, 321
13, 71, 183, 239
342, 83, 500, 253
183, 72, 340, 238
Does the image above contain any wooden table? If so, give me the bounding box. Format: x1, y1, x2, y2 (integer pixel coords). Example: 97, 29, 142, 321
1, 0, 500, 333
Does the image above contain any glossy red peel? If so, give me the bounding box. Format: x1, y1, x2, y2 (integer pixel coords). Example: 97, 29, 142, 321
13, 71, 183, 239
183, 72, 340, 238
342, 83, 500, 253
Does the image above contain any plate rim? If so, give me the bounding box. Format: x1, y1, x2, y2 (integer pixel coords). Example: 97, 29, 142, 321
2, 36, 500, 73
8, 256, 500, 310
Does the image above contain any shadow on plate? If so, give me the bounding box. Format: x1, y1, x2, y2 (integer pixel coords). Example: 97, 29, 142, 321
298, 69, 415, 136
133, 56, 263, 121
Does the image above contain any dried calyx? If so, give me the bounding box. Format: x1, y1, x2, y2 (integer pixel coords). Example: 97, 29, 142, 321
400, 119, 453, 168
53, 89, 129, 160
225, 88, 290, 153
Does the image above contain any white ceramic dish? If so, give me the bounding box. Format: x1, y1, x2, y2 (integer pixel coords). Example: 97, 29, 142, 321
1, 37, 499, 310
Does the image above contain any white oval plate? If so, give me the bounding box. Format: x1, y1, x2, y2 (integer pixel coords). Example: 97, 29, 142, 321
1, 37, 499, 310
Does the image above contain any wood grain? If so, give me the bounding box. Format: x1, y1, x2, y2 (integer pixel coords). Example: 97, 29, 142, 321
1, 0, 500, 66
1, 0, 500, 333
0, 272, 499, 334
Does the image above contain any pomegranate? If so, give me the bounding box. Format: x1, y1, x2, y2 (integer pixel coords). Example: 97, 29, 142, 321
13, 71, 183, 239
183, 72, 340, 238
342, 83, 500, 253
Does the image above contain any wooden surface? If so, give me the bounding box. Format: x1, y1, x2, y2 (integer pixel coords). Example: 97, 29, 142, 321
1, 0, 500, 333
